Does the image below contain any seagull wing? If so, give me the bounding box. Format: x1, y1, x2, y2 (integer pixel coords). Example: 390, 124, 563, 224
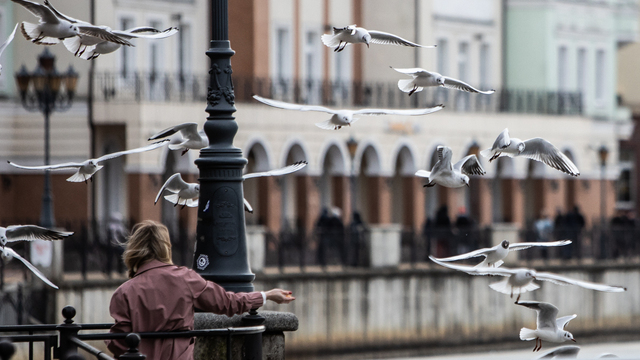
367, 30, 432, 48
431, 246, 494, 262
535, 271, 627, 292
509, 240, 572, 252
6, 225, 73, 242
243, 161, 308, 180
442, 76, 495, 94
429, 256, 516, 277
353, 105, 444, 116
155, 173, 190, 204
437, 145, 453, 164
556, 314, 577, 330
516, 301, 559, 331
332, 25, 356, 35
454, 155, 486, 176
114, 26, 179, 39
3, 247, 59, 289
13, 0, 60, 24
536, 345, 581, 359
149, 123, 199, 141
77, 25, 133, 46
96, 139, 169, 163
520, 138, 580, 176
492, 128, 511, 150
252, 95, 336, 114
391, 67, 431, 77
8, 161, 84, 171
0, 23, 18, 57
43, 0, 85, 24
243, 198, 254, 213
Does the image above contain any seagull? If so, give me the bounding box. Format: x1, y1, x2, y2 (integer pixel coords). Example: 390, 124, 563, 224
0, 23, 18, 75
8, 140, 168, 183
12, 0, 131, 46
154, 162, 308, 210
536, 345, 581, 359
518, 301, 577, 352
391, 67, 495, 96
43, 0, 176, 59
148, 122, 208, 156
0, 224, 73, 289
252, 95, 444, 130
321, 25, 435, 52
431, 239, 572, 268
155, 173, 199, 209
480, 128, 580, 177
429, 256, 627, 302
415, 146, 485, 188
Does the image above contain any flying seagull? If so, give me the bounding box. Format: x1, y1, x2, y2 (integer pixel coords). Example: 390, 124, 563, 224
392, 67, 495, 96
44, 0, 176, 59
415, 146, 485, 188
253, 95, 444, 130
8, 140, 169, 183
155, 173, 199, 208
480, 128, 580, 177
0, 23, 18, 75
155, 162, 308, 209
518, 301, 577, 352
0, 224, 73, 289
321, 25, 435, 52
148, 122, 208, 156
12, 0, 131, 46
429, 256, 626, 302
431, 239, 572, 268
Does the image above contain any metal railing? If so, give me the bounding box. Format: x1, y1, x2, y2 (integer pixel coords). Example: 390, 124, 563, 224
0, 306, 265, 360
92, 72, 582, 115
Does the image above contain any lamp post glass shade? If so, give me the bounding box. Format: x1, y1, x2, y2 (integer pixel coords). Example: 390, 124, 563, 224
347, 137, 358, 159
15, 66, 30, 93
599, 146, 609, 167
65, 66, 79, 94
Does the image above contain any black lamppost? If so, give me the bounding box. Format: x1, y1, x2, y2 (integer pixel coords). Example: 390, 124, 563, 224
193, 0, 255, 293
346, 136, 359, 220
598, 145, 609, 258
15, 49, 79, 229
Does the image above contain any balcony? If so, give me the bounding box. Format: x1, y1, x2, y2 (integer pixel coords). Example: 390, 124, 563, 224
93, 72, 583, 116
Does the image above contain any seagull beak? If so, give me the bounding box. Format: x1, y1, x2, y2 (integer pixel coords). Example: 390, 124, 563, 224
366, 43, 369, 48
465, 182, 470, 187
571, 339, 576, 343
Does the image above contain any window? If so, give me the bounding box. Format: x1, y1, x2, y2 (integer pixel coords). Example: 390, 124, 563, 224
577, 48, 587, 98
276, 27, 291, 81
437, 39, 448, 75
595, 49, 605, 101
178, 23, 192, 76
119, 17, 135, 78
457, 42, 469, 81
304, 30, 321, 103
479, 43, 490, 89
558, 46, 568, 92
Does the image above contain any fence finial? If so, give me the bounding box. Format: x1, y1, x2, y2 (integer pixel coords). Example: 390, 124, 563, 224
118, 333, 146, 360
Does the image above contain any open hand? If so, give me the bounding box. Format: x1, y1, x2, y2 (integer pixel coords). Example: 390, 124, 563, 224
265, 289, 295, 304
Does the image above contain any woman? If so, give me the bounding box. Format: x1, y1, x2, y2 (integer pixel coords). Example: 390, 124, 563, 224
106, 220, 294, 360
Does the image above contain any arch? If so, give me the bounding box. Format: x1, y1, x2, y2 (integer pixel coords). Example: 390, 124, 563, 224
280, 138, 310, 168
281, 143, 309, 230
357, 143, 382, 176
317, 140, 348, 176
391, 143, 417, 176
424, 144, 445, 220
244, 137, 272, 172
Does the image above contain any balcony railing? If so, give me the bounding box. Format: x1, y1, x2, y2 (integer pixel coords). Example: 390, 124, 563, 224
93, 72, 582, 115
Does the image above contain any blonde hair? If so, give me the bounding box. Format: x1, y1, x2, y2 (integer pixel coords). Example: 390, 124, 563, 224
123, 220, 173, 278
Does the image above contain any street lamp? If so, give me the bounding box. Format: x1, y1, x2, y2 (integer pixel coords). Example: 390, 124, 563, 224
346, 136, 359, 221
15, 49, 79, 229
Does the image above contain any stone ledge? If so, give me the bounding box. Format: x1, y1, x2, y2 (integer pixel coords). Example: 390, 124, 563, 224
194, 310, 298, 332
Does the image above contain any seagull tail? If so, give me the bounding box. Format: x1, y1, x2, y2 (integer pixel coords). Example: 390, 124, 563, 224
398, 79, 418, 93
168, 143, 185, 151
315, 119, 337, 130
67, 171, 87, 183
185, 198, 199, 208
519, 327, 537, 341
21, 22, 58, 45
488, 278, 512, 295
479, 148, 493, 159
164, 193, 181, 205
321, 33, 340, 48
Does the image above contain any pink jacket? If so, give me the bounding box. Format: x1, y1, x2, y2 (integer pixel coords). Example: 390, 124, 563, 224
106, 259, 263, 360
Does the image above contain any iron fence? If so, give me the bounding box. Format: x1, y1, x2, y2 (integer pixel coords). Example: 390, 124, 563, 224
92, 72, 582, 115
0, 306, 265, 360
